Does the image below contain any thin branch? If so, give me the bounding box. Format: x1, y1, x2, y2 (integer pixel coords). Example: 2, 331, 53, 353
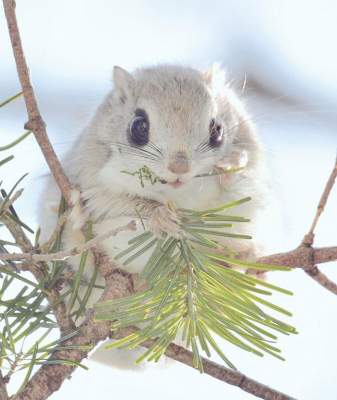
305, 266, 337, 294
257, 246, 337, 268
303, 156, 337, 246
1, 243, 336, 272
299, 156, 337, 294
0, 221, 136, 262
39, 211, 69, 253
115, 328, 296, 400
3, 0, 73, 206
260, 247, 337, 296
1, 213, 32, 251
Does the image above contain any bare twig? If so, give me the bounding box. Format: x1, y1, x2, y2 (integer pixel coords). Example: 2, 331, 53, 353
300, 157, 337, 294
115, 328, 296, 400
303, 156, 337, 245
259, 246, 337, 295
1, 243, 337, 274
305, 266, 337, 293
0, 221, 136, 262
1, 213, 32, 251
3, 0, 73, 206
40, 211, 69, 253
258, 246, 337, 268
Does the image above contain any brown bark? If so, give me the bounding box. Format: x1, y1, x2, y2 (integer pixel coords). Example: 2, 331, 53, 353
3, 0, 73, 206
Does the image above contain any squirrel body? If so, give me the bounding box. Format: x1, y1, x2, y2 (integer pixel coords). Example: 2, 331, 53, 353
41, 64, 267, 266
39, 64, 270, 365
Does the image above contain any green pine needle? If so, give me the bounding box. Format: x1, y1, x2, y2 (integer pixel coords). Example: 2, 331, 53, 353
0, 131, 31, 152
95, 198, 297, 371
0, 92, 23, 108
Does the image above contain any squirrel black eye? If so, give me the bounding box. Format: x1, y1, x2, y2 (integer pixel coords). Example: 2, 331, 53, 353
209, 118, 224, 147
129, 109, 149, 146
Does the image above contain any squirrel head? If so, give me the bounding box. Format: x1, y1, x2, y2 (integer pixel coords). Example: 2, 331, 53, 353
84, 64, 262, 200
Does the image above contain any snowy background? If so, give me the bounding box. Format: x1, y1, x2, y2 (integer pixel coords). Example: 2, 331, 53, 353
1, 1, 337, 399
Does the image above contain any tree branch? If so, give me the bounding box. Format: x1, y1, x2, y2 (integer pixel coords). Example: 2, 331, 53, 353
0, 221, 136, 262
120, 329, 296, 400
2, 241, 337, 279
3, 0, 73, 206
258, 246, 337, 268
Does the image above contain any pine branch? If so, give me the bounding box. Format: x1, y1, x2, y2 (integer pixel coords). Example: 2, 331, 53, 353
1, 209, 76, 335
13, 262, 296, 400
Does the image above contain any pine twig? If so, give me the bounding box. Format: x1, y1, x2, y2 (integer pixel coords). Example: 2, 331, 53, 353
12, 263, 296, 400
11, 269, 134, 400
1, 210, 76, 334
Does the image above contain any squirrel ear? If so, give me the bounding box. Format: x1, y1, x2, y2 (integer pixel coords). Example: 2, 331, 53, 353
202, 65, 214, 86
113, 66, 134, 102
202, 63, 226, 94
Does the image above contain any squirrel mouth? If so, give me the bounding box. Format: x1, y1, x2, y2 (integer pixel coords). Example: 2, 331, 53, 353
167, 179, 184, 189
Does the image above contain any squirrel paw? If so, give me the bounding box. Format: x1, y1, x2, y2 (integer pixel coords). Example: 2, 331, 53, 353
148, 204, 182, 239
69, 188, 87, 231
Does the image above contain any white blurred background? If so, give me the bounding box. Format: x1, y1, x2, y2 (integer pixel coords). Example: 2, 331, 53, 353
1, 1, 337, 399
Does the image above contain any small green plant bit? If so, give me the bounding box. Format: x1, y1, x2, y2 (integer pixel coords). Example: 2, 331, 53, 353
121, 164, 244, 188
121, 165, 165, 187
95, 197, 297, 372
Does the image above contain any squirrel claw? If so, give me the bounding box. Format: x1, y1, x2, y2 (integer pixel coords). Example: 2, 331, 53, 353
148, 204, 182, 239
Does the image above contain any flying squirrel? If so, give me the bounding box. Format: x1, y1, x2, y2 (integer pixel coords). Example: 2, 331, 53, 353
39, 64, 271, 367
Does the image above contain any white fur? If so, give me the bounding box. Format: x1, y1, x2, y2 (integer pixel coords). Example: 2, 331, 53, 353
39, 64, 271, 367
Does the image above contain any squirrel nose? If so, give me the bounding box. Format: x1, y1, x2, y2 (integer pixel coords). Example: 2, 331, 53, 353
168, 151, 190, 175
